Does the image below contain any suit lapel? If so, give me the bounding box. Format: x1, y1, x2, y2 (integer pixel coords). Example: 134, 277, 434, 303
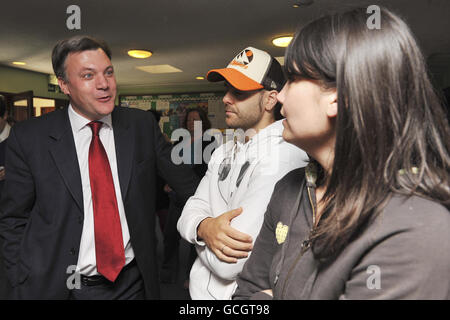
112, 107, 134, 201
48, 108, 84, 212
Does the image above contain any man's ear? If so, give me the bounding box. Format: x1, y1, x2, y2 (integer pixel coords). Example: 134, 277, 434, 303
58, 78, 70, 95
326, 90, 338, 118
264, 90, 278, 112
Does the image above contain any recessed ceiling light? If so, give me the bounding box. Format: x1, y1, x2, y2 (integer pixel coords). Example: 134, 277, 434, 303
128, 50, 153, 59
12, 61, 26, 65
136, 65, 182, 74
293, 0, 314, 7
196, 76, 205, 80
272, 36, 293, 48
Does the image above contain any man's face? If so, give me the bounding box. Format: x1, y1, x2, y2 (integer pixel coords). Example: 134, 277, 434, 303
58, 48, 117, 121
222, 82, 265, 131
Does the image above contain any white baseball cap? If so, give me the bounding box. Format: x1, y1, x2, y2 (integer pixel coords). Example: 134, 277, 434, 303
207, 47, 285, 92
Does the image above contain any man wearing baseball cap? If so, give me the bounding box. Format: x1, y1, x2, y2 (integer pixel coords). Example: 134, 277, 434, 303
177, 47, 308, 299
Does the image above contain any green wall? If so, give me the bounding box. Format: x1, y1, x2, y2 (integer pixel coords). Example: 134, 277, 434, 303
0, 65, 68, 99
117, 83, 224, 96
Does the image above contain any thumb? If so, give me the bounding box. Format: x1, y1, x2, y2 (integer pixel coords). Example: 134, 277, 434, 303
226, 207, 243, 220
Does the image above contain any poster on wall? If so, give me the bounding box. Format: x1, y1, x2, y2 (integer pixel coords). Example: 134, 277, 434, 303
119, 92, 226, 138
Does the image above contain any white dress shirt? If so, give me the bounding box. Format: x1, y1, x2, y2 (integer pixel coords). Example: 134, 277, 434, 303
68, 105, 135, 276
0, 122, 10, 143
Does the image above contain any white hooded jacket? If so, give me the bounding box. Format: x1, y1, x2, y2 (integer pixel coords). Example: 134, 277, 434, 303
177, 120, 308, 299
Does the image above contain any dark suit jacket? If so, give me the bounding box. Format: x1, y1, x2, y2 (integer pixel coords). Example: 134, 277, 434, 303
0, 106, 199, 299
0, 139, 5, 196
0, 139, 8, 299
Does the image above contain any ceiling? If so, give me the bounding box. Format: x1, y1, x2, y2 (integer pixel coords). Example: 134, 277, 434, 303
1, 0, 449, 92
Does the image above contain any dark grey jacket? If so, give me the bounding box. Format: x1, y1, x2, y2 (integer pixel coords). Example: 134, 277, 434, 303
234, 168, 450, 299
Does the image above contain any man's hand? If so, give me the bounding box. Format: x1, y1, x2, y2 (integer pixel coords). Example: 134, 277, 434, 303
197, 207, 253, 263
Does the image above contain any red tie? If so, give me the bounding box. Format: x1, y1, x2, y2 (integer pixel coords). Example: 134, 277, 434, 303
88, 121, 125, 282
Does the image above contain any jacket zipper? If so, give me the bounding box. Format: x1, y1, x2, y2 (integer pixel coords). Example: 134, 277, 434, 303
280, 186, 316, 299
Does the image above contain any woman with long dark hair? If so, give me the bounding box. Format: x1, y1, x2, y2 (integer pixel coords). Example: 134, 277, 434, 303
234, 7, 450, 299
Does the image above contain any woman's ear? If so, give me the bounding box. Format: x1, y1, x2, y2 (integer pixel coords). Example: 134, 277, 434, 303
326, 90, 338, 118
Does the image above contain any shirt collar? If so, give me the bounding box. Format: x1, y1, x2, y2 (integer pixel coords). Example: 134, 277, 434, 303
0, 123, 11, 142
68, 104, 112, 132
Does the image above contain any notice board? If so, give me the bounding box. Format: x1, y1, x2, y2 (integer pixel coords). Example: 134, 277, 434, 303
119, 92, 226, 138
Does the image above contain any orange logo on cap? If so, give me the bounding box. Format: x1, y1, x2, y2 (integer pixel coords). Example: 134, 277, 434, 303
230, 49, 254, 69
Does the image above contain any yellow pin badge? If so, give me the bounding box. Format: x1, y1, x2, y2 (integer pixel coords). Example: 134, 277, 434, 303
275, 222, 289, 244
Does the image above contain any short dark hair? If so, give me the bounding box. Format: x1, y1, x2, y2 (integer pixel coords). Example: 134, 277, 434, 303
0, 95, 6, 118
52, 35, 112, 81
183, 107, 211, 132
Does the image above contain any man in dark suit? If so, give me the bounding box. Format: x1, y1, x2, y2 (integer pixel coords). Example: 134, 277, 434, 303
0, 94, 8, 196
0, 36, 199, 299
0, 140, 6, 300
0, 95, 9, 300
0, 140, 5, 194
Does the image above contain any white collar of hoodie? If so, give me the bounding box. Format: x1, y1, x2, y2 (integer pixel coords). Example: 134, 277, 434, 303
239, 119, 284, 159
